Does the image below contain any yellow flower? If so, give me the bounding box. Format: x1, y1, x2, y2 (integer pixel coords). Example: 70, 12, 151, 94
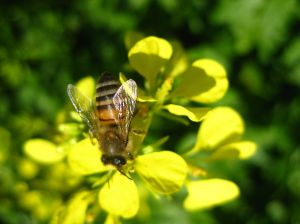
190, 106, 257, 160
23, 35, 256, 222
182, 107, 257, 211
67, 138, 188, 219
127, 35, 228, 124
22, 76, 96, 167
127, 36, 249, 211
128, 35, 228, 101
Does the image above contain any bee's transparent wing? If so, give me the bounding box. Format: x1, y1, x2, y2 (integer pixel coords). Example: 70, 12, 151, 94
67, 84, 98, 138
113, 79, 137, 137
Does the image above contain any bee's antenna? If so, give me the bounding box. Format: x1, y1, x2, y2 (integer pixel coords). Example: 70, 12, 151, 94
117, 168, 133, 180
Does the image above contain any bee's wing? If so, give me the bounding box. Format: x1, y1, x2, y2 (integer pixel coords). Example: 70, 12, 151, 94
67, 84, 98, 137
113, 79, 137, 137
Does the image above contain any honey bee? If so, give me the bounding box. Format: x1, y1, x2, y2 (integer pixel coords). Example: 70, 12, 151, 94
67, 72, 137, 171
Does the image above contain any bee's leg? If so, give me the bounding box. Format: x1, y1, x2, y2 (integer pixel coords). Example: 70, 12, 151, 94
117, 168, 133, 180
89, 130, 96, 145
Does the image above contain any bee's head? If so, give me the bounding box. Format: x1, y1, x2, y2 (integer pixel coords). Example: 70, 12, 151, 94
101, 155, 127, 167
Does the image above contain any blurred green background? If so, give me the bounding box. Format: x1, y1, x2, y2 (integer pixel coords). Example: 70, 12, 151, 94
1, 0, 300, 223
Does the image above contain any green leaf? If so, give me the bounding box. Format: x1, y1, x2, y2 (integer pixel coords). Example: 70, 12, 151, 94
124, 31, 145, 50
0, 127, 10, 163
257, 0, 297, 60
283, 38, 300, 66
164, 104, 210, 122
184, 179, 240, 210
213, 0, 263, 53
135, 151, 187, 194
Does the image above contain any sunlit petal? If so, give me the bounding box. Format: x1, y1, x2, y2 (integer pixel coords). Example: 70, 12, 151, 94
68, 138, 109, 175
164, 104, 210, 122
99, 172, 139, 218
191, 59, 228, 103
135, 151, 187, 194
24, 139, 65, 164
210, 141, 257, 160
184, 179, 240, 210
51, 191, 92, 224
192, 107, 244, 152
128, 36, 172, 86
170, 64, 215, 99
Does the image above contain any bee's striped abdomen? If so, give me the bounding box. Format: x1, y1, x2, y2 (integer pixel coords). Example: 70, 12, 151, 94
96, 72, 120, 124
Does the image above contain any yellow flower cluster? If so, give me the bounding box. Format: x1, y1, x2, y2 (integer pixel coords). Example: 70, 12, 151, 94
23, 35, 256, 223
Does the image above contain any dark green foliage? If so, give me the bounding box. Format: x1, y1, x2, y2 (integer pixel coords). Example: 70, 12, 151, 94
1, 0, 300, 223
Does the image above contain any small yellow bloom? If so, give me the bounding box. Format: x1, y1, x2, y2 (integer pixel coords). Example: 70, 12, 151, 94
24, 139, 66, 164
127, 36, 229, 125
67, 138, 188, 218
190, 107, 257, 159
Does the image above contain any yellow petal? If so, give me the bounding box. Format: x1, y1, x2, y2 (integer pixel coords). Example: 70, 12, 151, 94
58, 123, 81, 136
76, 76, 95, 99
51, 191, 92, 224
68, 138, 109, 175
24, 139, 65, 164
99, 172, 139, 218
20, 190, 60, 221
166, 41, 188, 78
191, 59, 228, 103
210, 141, 257, 160
193, 107, 244, 152
164, 104, 210, 122
128, 36, 172, 86
170, 65, 215, 99
17, 158, 39, 179
135, 151, 187, 194
184, 179, 240, 210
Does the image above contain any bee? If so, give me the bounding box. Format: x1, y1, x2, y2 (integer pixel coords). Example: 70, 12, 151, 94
67, 72, 137, 172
